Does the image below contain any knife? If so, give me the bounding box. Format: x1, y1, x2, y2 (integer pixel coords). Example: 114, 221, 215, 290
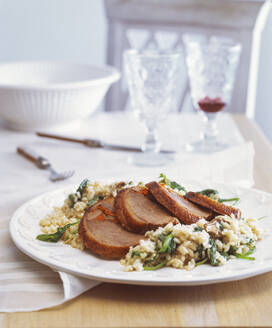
36, 132, 175, 154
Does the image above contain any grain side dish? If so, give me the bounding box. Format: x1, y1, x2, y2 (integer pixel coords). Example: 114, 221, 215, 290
121, 215, 262, 271
39, 180, 127, 250
37, 176, 263, 271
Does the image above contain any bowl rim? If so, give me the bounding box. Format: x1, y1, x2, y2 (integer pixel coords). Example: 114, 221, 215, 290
0, 61, 120, 90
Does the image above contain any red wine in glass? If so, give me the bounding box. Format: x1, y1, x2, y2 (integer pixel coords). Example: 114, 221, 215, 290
198, 96, 226, 113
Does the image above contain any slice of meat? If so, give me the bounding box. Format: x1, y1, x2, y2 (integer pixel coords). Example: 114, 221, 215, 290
185, 192, 241, 218
79, 197, 144, 259
115, 186, 156, 232
115, 187, 178, 233
92, 196, 115, 213
146, 181, 213, 224
115, 189, 134, 231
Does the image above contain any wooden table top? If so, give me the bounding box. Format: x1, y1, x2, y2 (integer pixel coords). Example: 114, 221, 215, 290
1, 114, 272, 328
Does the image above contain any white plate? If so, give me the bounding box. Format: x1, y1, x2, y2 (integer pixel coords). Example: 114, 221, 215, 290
9, 180, 272, 286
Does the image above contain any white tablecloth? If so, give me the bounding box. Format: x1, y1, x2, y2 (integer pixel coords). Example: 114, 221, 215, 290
0, 112, 254, 312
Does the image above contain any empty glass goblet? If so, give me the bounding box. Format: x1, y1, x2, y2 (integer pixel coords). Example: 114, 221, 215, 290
183, 35, 242, 153
124, 49, 182, 166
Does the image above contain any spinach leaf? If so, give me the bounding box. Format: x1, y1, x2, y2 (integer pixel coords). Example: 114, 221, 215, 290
198, 189, 219, 198
196, 258, 208, 266
208, 239, 219, 266
157, 233, 177, 255
68, 179, 90, 208
68, 193, 78, 208
87, 195, 104, 207
234, 254, 255, 261
36, 220, 80, 243
158, 234, 173, 253
219, 223, 224, 231
229, 245, 238, 255
168, 238, 177, 255
194, 226, 204, 232
169, 181, 186, 192
196, 244, 204, 259
245, 246, 256, 256
218, 197, 240, 205
198, 189, 240, 205
159, 173, 169, 184
131, 251, 141, 257
220, 252, 229, 260
77, 179, 89, 196
158, 233, 167, 243
234, 245, 256, 259
159, 173, 187, 193
143, 259, 167, 271
247, 238, 254, 245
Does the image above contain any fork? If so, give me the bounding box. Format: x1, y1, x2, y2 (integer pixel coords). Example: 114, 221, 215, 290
17, 146, 74, 182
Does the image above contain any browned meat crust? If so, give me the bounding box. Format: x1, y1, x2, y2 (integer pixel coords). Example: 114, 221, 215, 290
185, 192, 241, 218
79, 197, 144, 259
115, 187, 178, 234
114, 189, 134, 231
146, 182, 213, 224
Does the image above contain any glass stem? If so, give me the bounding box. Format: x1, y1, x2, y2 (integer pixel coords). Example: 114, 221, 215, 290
203, 113, 218, 144
142, 124, 160, 154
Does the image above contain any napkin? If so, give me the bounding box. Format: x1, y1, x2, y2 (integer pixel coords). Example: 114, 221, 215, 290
0, 112, 255, 312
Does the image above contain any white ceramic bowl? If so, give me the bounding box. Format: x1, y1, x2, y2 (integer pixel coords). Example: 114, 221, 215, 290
0, 61, 120, 131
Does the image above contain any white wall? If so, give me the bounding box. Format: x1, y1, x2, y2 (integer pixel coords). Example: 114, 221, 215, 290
0, 0, 106, 65
248, 0, 272, 142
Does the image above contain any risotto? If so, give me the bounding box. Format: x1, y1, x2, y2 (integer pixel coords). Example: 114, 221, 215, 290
121, 215, 263, 271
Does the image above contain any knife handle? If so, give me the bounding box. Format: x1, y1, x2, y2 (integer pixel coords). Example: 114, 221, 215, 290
17, 146, 48, 169
36, 132, 85, 144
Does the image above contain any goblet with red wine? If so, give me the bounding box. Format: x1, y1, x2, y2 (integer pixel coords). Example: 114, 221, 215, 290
183, 35, 242, 153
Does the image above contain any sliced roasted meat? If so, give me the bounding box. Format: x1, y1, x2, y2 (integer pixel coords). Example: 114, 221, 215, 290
146, 181, 213, 224
115, 189, 133, 231
185, 192, 241, 218
79, 197, 144, 259
115, 187, 178, 233
115, 186, 154, 232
